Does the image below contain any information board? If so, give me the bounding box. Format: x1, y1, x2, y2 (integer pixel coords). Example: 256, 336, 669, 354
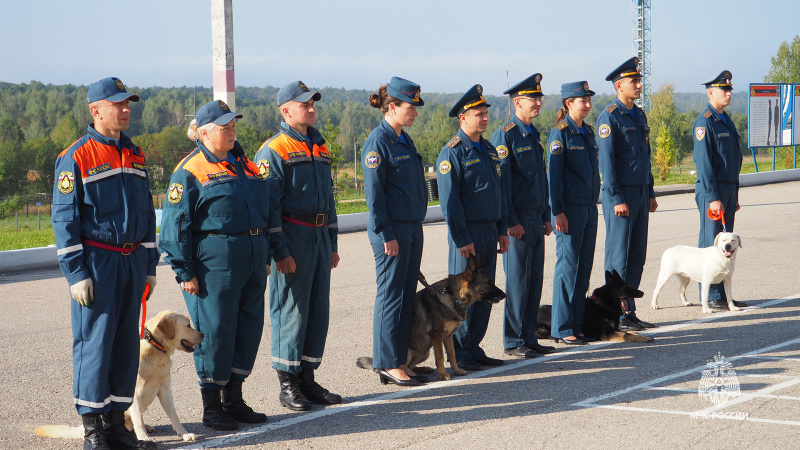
748, 84, 781, 147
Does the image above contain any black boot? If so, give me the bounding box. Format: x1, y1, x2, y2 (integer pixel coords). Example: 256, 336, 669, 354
221, 378, 268, 423
297, 368, 342, 405
102, 410, 157, 449
277, 371, 311, 411
81, 414, 110, 450
200, 387, 239, 431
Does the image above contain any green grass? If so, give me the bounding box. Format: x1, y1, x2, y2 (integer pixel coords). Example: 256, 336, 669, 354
0, 213, 55, 251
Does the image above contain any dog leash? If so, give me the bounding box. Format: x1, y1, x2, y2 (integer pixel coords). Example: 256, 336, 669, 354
418, 271, 447, 295
707, 208, 727, 232
140, 284, 150, 338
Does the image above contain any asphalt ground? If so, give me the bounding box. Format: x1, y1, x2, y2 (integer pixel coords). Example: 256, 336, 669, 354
2, 181, 799, 449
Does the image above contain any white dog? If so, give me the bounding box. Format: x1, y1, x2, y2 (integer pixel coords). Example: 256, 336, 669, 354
36, 310, 204, 443
651, 232, 742, 314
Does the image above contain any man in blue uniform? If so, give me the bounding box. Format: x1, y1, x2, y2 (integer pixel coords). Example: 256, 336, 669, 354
437, 84, 508, 371
596, 57, 658, 330
693, 70, 746, 309
255, 81, 342, 411
490, 73, 555, 358
52, 77, 157, 450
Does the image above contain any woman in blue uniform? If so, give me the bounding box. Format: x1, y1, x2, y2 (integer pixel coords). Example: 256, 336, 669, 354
547, 82, 601, 345
362, 77, 427, 386
159, 100, 270, 430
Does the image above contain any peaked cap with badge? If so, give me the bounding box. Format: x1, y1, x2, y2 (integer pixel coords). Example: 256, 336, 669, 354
504, 73, 543, 98
702, 70, 733, 91
560, 81, 595, 99
449, 84, 491, 117
605, 56, 642, 82
387, 76, 424, 106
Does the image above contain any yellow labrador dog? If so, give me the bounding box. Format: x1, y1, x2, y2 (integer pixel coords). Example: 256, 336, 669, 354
36, 310, 204, 443
651, 232, 742, 314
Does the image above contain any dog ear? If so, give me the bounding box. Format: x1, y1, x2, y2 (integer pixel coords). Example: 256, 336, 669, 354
713, 233, 720, 248
736, 234, 742, 248
605, 270, 613, 284
156, 314, 177, 341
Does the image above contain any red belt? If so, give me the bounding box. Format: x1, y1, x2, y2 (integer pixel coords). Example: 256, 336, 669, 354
282, 213, 326, 227
82, 239, 141, 256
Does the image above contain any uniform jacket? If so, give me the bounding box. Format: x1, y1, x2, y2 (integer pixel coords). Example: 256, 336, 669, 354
490, 114, 551, 228
547, 115, 601, 216
254, 121, 338, 262
362, 119, 427, 242
52, 125, 157, 286
159, 140, 270, 282
692, 104, 743, 202
436, 128, 507, 248
596, 98, 655, 205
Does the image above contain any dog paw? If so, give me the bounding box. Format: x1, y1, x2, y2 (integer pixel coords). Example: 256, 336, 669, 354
730, 306, 741, 311
683, 302, 694, 306
182, 433, 198, 442
650, 304, 660, 310
452, 368, 466, 376
144, 424, 154, 433
702, 308, 713, 314
437, 372, 451, 381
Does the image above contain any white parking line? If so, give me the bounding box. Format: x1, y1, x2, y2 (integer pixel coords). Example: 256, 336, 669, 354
178, 294, 800, 449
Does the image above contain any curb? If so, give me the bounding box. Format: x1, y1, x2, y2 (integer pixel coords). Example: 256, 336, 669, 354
3, 169, 799, 274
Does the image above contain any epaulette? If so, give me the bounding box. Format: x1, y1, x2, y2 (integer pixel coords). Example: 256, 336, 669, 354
555, 121, 568, 130
501, 122, 516, 132
606, 104, 618, 113
703, 110, 712, 119
446, 136, 461, 148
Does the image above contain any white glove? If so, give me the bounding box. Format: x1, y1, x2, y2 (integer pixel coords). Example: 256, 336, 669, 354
145, 275, 157, 301
70, 278, 94, 307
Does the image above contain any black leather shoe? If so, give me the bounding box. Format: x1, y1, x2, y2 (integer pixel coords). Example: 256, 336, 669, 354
277, 371, 312, 411
618, 317, 644, 331
557, 337, 587, 345
222, 379, 268, 423
200, 388, 240, 431
504, 346, 539, 358
378, 369, 422, 386
456, 359, 483, 371
626, 313, 656, 328
709, 300, 747, 309
81, 414, 110, 450
297, 368, 343, 405
528, 342, 556, 354
473, 355, 504, 366
102, 409, 157, 449
578, 335, 598, 343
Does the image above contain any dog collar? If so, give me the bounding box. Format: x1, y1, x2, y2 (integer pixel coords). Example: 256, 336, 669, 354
590, 293, 620, 313
142, 328, 167, 353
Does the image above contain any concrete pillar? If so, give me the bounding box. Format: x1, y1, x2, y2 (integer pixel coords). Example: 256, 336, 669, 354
211, 0, 235, 110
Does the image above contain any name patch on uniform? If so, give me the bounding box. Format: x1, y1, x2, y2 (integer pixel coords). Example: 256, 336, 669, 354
496, 145, 509, 159
207, 171, 228, 180
365, 151, 381, 169
439, 160, 452, 174
287, 151, 306, 158
599, 124, 611, 139
132, 162, 147, 171
168, 183, 183, 204
318, 151, 330, 159
569, 146, 585, 150
464, 158, 480, 167
549, 140, 564, 155
58, 171, 74, 194
695, 127, 706, 141
87, 163, 111, 176
257, 160, 270, 178
718, 132, 730, 138
395, 154, 411, 163
517, 146, 532, 153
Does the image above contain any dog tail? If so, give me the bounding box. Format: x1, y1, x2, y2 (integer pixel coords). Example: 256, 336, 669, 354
356, 357, 374, 370
35, 424, 84, 439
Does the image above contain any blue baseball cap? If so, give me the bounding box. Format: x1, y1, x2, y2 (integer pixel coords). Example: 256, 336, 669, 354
386, 77, 424, 106
277, 80, 321, 106
195, 100, 242, 127
449, 84, 491, 118
702, 70, 733, 91
560, 81, 595, 99
87, 77, 139, 104
504, 73, 543, 98
606, 57, 641, 82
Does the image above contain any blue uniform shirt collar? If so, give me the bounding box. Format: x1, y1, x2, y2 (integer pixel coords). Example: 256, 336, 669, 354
280, 121, 325, 146
613, 98, 639, 118
456, 128, 487, 152
705, 104, 728, 123
378, 119, 413, 146
86, 124, 139, 155
510, 114, 537, 140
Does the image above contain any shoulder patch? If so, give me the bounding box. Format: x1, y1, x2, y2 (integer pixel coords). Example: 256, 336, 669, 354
555, 121, 568, 130
365, 151, 381, 169
606, 104, 618, 113
599, 124, 611, 139
57, 171, 75, 194
168, 183, 184, 204
703, 110, 712, 119
496, 145, 509, 159
256, 160, 270, 178
439, 160, 452, 174
446, 136, 461, 148
501, 122, 517, 132
695, 127, 706, 141
549, 140, 564, 155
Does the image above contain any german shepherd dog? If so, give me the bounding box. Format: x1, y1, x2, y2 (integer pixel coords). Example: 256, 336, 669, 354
536, 270, 653, 343
358, 256, 506, 381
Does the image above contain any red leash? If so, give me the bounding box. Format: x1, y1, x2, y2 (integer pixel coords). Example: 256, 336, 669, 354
140, 284, 150, 338
707, 208, 727, 232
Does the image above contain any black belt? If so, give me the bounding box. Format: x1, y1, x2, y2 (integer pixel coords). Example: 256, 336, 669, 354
282, 212, 327, 227
194, 228, 263, 236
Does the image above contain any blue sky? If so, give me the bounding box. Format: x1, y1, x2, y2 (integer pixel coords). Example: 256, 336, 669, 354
0, 0, 796, 95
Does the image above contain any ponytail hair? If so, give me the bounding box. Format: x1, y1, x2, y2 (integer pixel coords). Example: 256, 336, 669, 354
369, 84, 402, 114
555, 99, 570, 124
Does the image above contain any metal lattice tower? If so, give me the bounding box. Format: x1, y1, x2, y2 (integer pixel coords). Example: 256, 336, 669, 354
632, 0, 651, 111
